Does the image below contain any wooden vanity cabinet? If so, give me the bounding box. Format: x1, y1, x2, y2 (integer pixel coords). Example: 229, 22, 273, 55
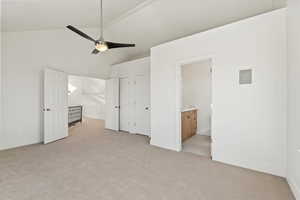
181, 110, 197, 142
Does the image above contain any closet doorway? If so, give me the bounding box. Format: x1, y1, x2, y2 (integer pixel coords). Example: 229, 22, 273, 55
105, 57, 151, 137
117, 75, 150, 136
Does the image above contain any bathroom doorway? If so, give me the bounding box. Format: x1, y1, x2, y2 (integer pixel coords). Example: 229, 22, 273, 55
178, 58, 212, 158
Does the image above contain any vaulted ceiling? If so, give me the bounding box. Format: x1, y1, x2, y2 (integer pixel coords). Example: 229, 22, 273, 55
1, 0, 286, 77
1, 0, 149, 32
103, 0, 287, 59
1, 0, 287, 32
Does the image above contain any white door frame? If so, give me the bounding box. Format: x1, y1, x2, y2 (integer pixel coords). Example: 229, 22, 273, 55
44, 68, 68, 144
119, 77, 130, 132
134, 74, 151, 136
175, 55, 215, 153
105, 78, 120, 131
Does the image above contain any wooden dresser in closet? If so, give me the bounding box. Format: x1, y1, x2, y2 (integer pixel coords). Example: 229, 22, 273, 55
181, 109, 197, 142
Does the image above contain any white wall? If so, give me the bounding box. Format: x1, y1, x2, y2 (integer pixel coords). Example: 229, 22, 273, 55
151, 9, 287, 177
287, 0, 300, 198
110, 57, 150, 135
0, 28, 108, 150
182, 60, 211, 136
0, 33, 3, 147
68, 75, 106, 120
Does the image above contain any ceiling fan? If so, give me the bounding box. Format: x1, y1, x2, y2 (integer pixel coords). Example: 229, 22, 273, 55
66, 0, 135, 54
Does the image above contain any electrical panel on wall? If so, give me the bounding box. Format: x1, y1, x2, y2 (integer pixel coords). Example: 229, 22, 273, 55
239, 69, 252, 85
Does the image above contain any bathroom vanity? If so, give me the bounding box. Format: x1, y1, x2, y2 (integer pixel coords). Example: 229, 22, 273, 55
181, 108, 197, 142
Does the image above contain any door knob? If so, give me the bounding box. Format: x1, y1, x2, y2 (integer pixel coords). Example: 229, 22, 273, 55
145, 107, 150, 110
43, 108, 51, 111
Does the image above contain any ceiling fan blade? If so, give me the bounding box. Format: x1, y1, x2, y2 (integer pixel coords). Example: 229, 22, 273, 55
106, 41, 135, 49
91, 49, 99, 54
66, 25, 96, 43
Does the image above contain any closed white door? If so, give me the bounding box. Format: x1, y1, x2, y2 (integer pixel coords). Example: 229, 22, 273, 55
44, 68, 68, 144
120, 78, 130, 132
105, 78, 119, 131
135, 75, 150, 136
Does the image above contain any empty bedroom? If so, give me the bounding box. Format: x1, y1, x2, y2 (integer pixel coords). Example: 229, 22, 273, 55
1, 0, 299, 199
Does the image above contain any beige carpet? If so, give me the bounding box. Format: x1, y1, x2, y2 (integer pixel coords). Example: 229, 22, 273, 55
0, 118, 295, 200
183, 135, 211, 158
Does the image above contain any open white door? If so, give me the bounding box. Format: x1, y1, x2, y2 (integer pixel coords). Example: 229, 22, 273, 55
105, 78, 120, 131
135, 75, 150, 136
44, 68, 68, 144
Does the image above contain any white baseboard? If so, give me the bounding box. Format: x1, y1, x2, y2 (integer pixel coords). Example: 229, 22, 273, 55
83, 114, 105, 120
212, 151, 285, 177
0, 141, 42, 151
197, 129, 211, 136
150, 139, 181, 152
287, 177, 300, 200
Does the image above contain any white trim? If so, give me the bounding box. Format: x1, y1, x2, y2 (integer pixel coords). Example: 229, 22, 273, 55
0, 49, 3, 149
212, 154, 285, 177
175, 55, 215, 154
175, 62, 182, 152
287, 178, 300, 200
150, 139, 181, 152
0, 141, 42, 151
197, 129, 211, 136
82, 114, 105, 121
45, 66, 66, 73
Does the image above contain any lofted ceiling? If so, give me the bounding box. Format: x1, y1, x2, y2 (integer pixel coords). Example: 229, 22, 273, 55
1, 0, 150, 32
1, 0, 286, 77
103, 0, 287, 58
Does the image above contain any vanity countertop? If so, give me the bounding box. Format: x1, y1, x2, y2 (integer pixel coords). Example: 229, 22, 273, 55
181, 107, 197, 112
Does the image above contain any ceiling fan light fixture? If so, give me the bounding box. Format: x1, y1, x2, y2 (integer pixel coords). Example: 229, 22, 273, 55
95, 41, 108, 52
66, 0, 135, 54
